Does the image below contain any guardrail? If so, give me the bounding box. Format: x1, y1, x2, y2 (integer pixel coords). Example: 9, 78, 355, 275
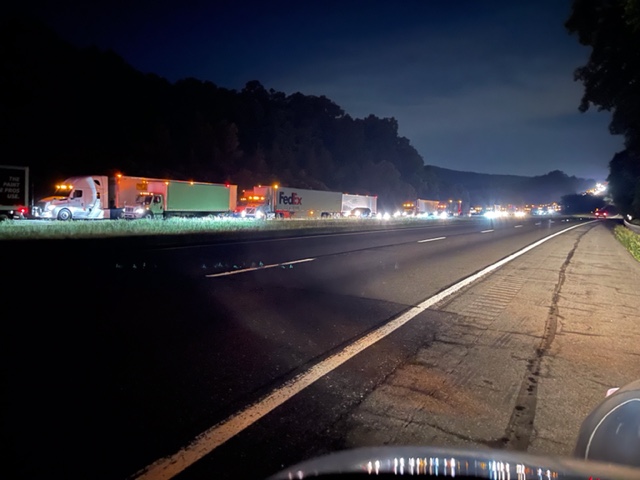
624, 218, 640, 234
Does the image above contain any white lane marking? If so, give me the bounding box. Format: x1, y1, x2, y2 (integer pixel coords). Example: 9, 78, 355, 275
514, 225, 523, 228
134, 220, 594, 480
161, 224, 469, 250
481, 229, 494, 233
535, 222, 541, 226
205, 258, 315, 277
418, 236, 446, 243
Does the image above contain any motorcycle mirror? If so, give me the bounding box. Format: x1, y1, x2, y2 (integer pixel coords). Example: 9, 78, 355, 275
574, 379, 640, 468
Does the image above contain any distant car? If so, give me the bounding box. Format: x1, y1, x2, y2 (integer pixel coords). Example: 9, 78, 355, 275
0, 205, 29, 220
594, 205, 617, 218
348, 207, 372, 217
231, 206, 257, 218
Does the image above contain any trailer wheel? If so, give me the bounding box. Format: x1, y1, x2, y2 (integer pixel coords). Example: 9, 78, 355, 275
57, 208, 72, 221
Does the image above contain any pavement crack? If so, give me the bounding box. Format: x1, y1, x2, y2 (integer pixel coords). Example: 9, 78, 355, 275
559, 330, 604, 338
500, 227, 591, 452
588, 377, 615, 389
432, 336, 475, 348
495, 330, 543, 340
423, 421, 497, 447
531, 434, 567, 447
456, 323, 490, 331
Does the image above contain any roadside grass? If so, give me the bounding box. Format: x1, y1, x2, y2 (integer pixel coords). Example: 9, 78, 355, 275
0, 216, 463, 241
614, 225, 640, 262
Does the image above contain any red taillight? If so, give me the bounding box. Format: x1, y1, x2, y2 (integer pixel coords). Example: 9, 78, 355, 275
17, 206, 28, 214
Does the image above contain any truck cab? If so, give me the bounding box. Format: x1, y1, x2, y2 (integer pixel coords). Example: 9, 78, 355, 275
402, 201, 417, 216
33, 176, 108, 220
235, 189, 271, 218
123, 192, 164, 219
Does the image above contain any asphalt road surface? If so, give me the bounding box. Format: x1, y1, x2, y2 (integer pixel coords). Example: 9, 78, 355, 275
5, 216, 624, 480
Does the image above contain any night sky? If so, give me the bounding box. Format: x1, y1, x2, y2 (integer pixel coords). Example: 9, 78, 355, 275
12, 0, 625, 181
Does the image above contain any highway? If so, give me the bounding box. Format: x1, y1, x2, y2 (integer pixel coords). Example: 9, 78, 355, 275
3, 216, 608, 480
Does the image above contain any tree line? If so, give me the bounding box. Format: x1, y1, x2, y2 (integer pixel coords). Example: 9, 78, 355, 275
566, 0, 640, 219
1, 15, 591, 211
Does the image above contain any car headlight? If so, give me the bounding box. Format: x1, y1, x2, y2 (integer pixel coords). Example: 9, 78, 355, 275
46, 204, 55, 211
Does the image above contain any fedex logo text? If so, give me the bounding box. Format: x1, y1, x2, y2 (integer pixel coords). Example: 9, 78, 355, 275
278, 191, 302, 205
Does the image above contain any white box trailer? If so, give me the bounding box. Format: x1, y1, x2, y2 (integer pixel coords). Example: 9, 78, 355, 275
341, 193, 377, 217
416, 199, 439, 215
0, 165, 30, 220
402, 198, 439, 216
274, 187, 342, 218
239, 186, 377, 218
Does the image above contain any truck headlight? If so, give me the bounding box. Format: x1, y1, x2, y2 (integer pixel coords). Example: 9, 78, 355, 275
46, 204, 55, 211
135, 207, 144, 214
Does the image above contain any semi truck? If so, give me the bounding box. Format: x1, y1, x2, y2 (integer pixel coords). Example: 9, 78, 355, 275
0, 165, 30, 220
402, 199, 440, 216
438, 199, 464, 217
237, 186, 377, 218
34, 175, 139, 220
122, 178, 237, 219
33, 174, 237, 220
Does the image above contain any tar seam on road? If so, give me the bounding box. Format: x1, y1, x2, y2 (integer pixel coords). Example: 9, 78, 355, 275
499, 226, 591, 451
132, 221, 595, 480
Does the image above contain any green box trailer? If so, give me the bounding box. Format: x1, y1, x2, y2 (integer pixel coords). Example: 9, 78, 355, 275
123, 178, 237, 219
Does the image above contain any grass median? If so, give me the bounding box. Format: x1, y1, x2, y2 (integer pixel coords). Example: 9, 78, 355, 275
614, 225, 640, 262
0, 216, 464, 242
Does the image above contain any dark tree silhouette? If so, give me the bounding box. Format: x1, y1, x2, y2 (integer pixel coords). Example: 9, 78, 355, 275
566, 0, 640, 217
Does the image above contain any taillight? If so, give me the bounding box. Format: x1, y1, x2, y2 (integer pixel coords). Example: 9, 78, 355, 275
17, 206, 28, 214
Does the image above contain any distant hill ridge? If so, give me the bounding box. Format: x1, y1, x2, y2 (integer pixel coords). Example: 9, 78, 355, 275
424, 166, 593, 206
